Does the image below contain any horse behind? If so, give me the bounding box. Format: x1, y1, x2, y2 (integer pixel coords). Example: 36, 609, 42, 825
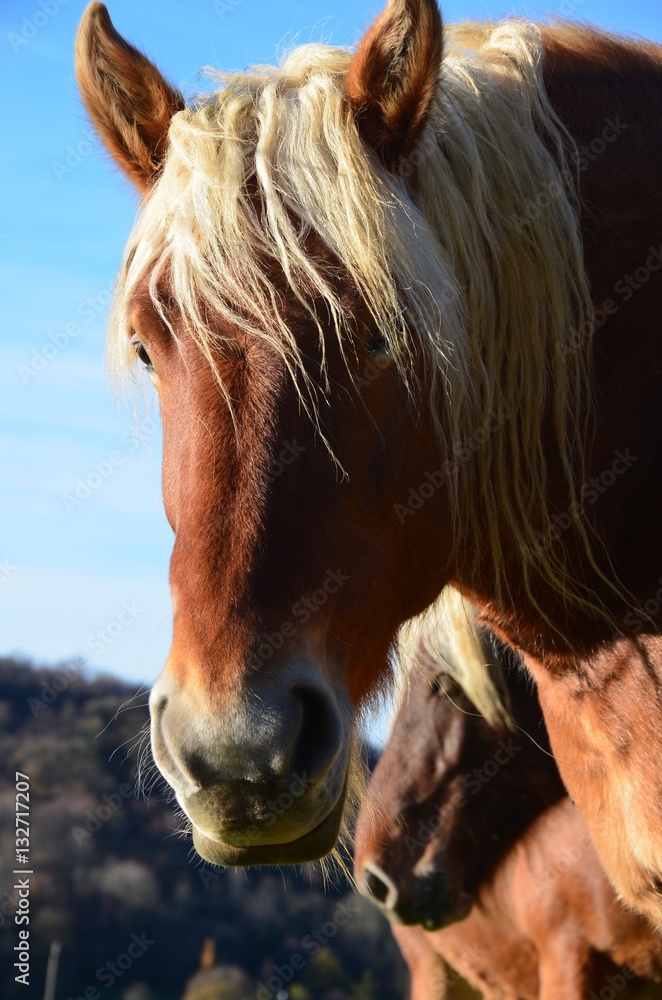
355, 635, 662, 999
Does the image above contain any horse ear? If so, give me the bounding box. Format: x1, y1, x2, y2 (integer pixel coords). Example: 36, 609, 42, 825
75, 2, 185, 193
346, 0, 443, 167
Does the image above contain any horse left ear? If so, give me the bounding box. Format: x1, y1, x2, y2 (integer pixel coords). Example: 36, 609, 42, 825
75, 2, 185, 193
346, 0, 443, 167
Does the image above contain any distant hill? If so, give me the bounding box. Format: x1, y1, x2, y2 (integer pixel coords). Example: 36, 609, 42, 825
0, 657, 408, 1000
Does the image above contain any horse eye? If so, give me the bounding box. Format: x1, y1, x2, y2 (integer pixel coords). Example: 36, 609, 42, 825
131, 338, 153, 370
429, 675, 447, 696
367, 329, 389, 354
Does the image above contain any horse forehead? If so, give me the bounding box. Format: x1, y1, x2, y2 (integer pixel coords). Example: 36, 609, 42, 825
391, 698, 456, 768
126, 281, 257, 368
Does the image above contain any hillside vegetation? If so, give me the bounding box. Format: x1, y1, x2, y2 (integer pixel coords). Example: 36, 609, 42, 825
0, 658, 412, 1000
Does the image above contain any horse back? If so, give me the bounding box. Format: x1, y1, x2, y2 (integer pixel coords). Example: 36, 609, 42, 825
541, 26, 662, 606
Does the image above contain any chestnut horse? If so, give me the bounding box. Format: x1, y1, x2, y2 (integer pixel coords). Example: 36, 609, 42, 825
356, 626, 566, 930
355, 639, 662, 999
75, 0, 662, 919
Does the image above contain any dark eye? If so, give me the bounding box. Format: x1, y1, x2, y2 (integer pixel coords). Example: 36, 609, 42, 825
367, 329, 389, 354
429, 674, 448, 696
131, 338, 153, 370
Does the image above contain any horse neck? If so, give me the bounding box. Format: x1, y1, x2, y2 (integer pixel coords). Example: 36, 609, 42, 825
464, 648, 566, 877
455, 29, 662, 663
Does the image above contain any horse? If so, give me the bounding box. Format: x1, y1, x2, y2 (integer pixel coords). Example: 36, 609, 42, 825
355, 635, 662, 999
75, 0, 662, 920
356, 621, 566, 931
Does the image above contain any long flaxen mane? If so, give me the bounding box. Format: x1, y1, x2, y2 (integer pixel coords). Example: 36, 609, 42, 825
396, 586, 513, 730
109, 19, 606, 627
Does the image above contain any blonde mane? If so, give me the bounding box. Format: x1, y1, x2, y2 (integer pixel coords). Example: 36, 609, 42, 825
110, 19, 604, 627
397, 586, 513, 730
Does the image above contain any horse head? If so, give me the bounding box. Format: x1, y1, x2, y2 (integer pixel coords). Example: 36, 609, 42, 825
355, 629, 565, 928
75, 0, 452, 864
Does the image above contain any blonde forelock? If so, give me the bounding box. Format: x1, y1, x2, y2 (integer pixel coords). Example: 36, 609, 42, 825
111, 21, 615, 632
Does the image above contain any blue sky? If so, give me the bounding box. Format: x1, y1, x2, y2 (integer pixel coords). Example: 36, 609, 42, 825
1, 0, 661, 738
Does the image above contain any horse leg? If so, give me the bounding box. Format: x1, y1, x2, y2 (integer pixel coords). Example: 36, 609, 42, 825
537, 942, 593, 1000
391, 925, 448, 999
408, 959, 447, 1000
527, 637, 662, 927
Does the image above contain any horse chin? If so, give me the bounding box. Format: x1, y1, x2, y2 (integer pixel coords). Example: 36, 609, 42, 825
387, 901, 469, 932
419, 890, 474, 932
389, 878, 474, 932
373, 869, 474, 930
190, 789, 347, 866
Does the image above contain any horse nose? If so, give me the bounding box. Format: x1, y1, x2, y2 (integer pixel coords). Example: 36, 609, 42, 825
153, 676, 343, 789
289, 682, 344, 779
149, 663, 352, 859
361, 862, 401, 911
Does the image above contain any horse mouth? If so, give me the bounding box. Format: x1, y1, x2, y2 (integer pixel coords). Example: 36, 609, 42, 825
418, 896, 473, 931
416, 886, 474, 931
190, 788, 347, 866
382, 872, 473, 931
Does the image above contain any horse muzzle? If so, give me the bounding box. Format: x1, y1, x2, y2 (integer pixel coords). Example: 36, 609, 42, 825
149, 659, 353, 864
359, 861, 473, 930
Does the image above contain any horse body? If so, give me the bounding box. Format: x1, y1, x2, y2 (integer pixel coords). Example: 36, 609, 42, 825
393, 800, 662, 1000
478, 35, 662, 917
355, 640, 662, 999
75, 0, 662, 917
472, 23, 662, 651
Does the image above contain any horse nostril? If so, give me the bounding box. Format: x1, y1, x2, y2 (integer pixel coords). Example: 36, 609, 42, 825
178, 749, 216, 790
150, 693, 168, 718
362, 863, 399, 909
290, 684, 342, 781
